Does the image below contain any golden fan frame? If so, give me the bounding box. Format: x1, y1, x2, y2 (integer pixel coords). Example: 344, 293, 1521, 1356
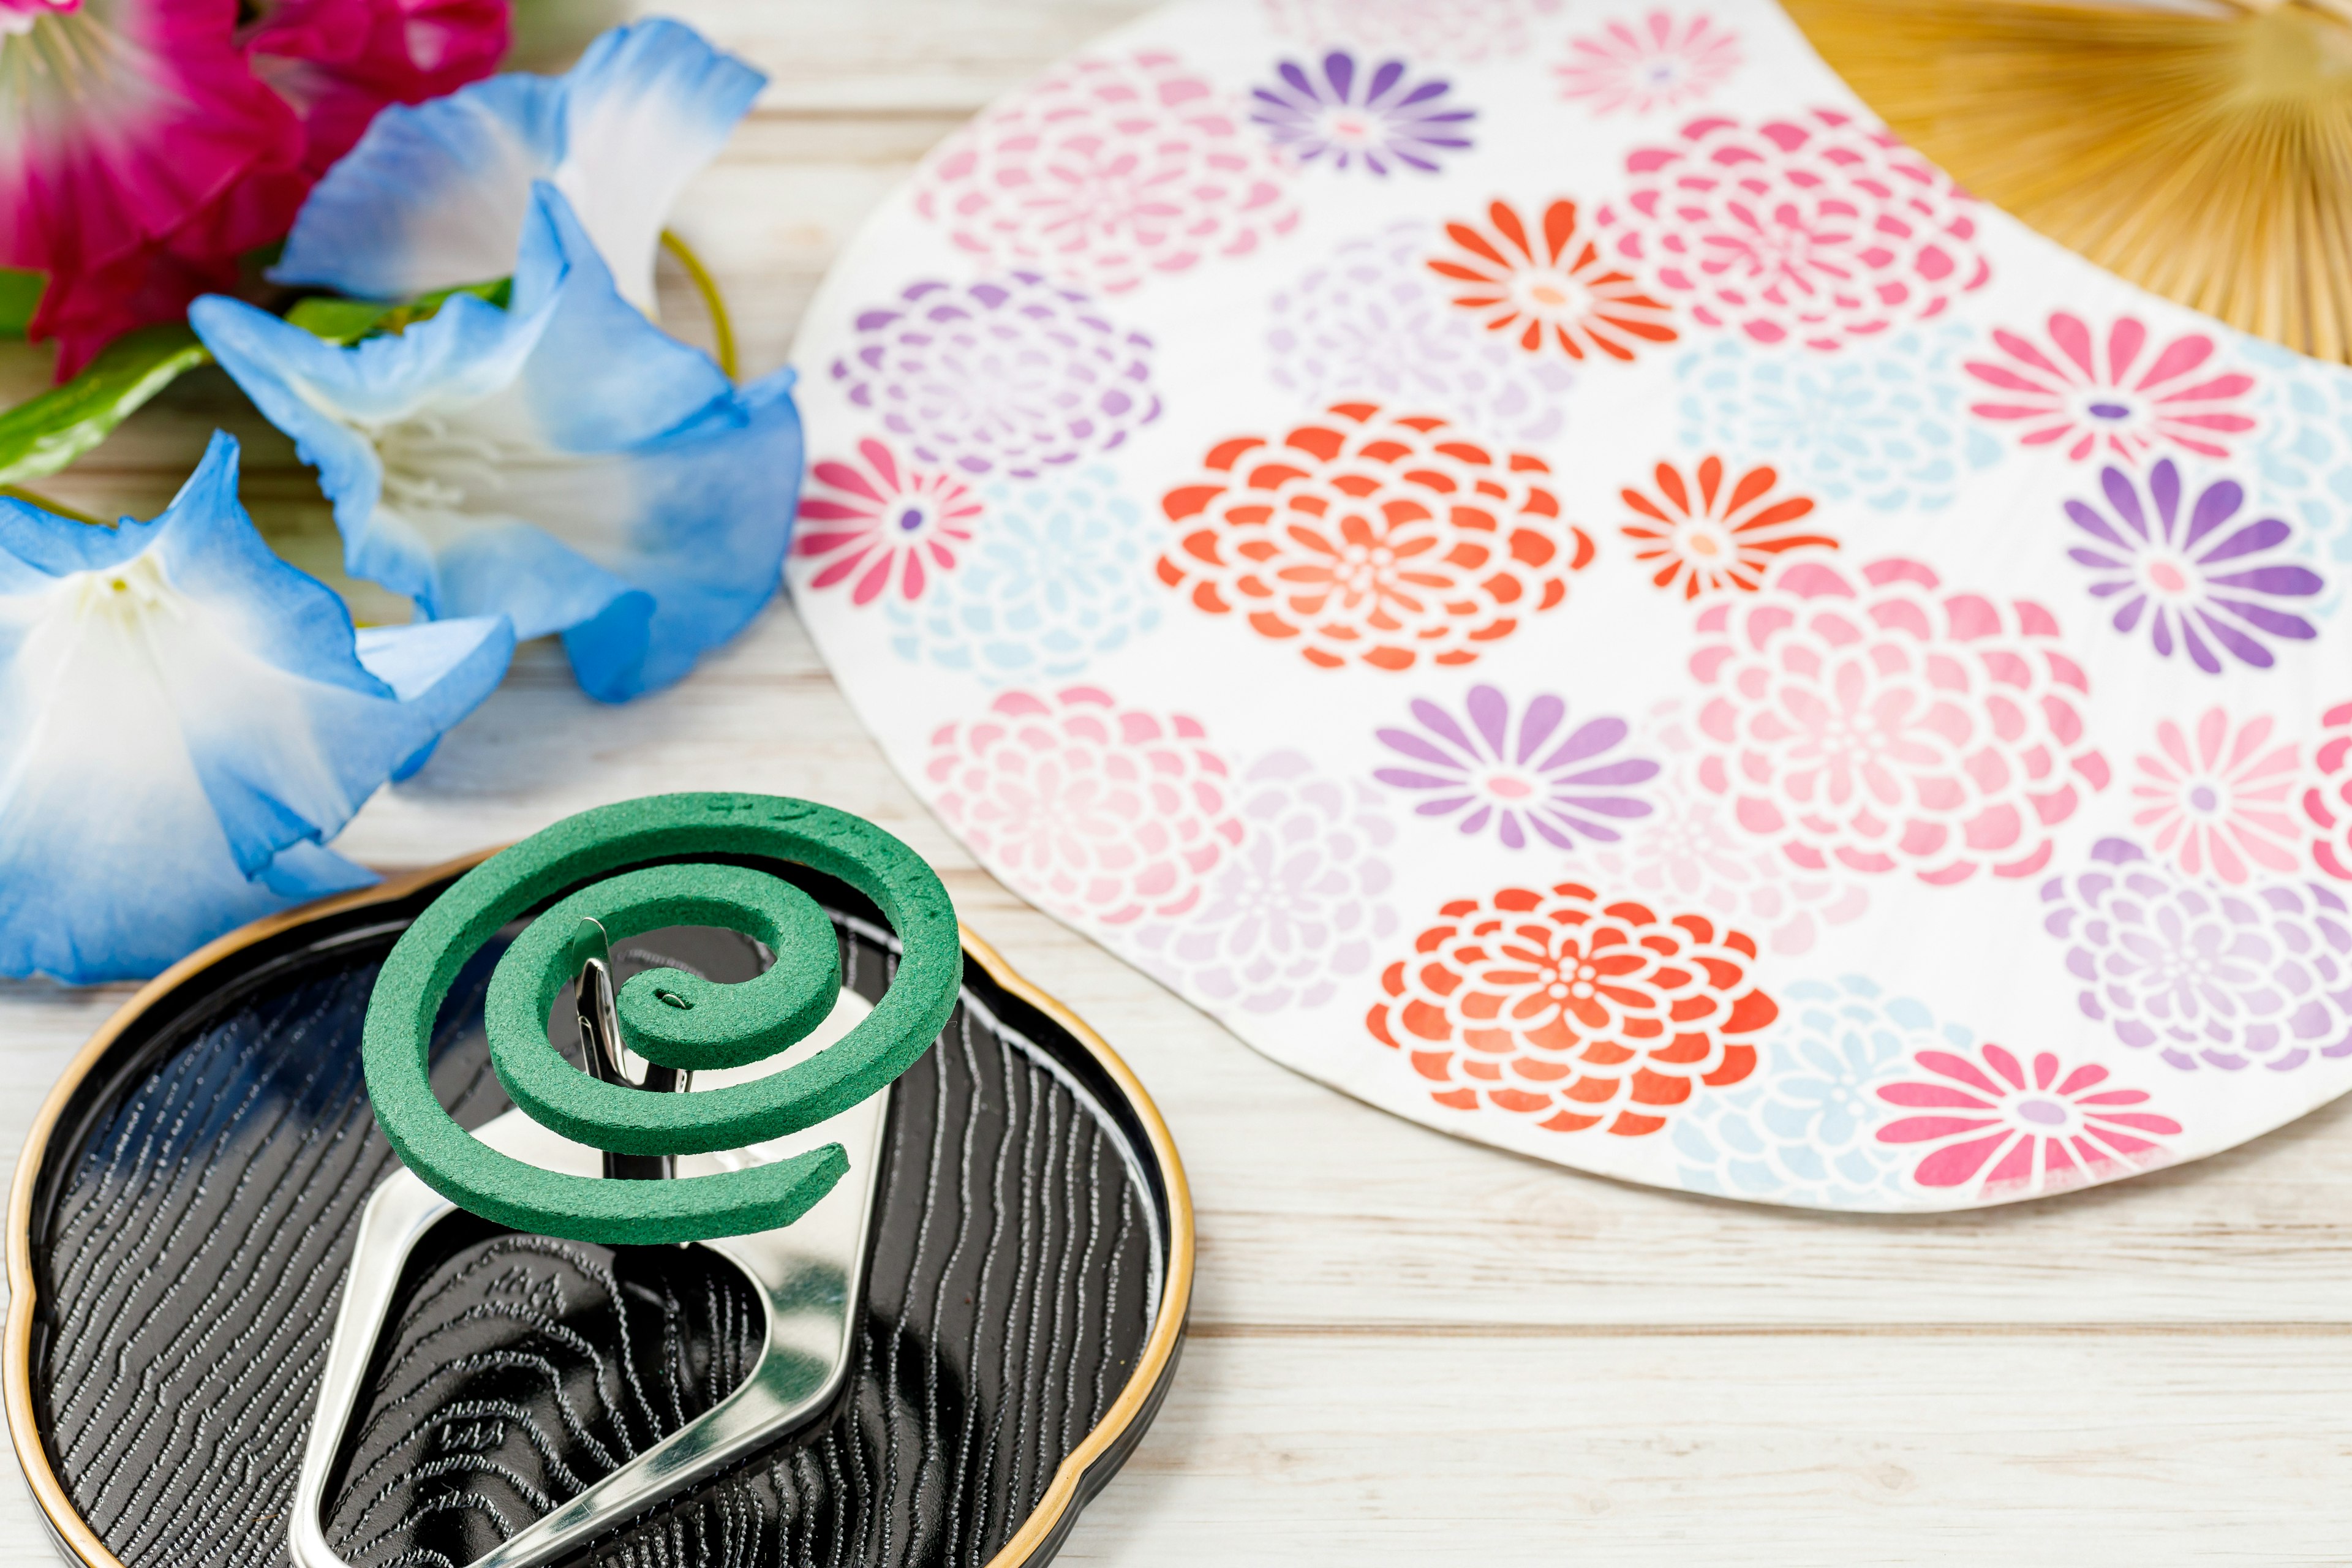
1784, 0, 2352, 363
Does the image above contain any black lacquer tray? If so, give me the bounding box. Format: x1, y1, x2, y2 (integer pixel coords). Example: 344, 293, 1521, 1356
3, 853, 1191, 1568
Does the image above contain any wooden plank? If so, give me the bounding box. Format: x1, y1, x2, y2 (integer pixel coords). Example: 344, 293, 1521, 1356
1063, 1330, 2352, 1564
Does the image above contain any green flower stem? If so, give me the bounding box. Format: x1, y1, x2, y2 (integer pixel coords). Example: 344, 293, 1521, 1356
660, 228, 739, 381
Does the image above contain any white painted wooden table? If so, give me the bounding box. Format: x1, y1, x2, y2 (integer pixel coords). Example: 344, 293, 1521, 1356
4, 2, 2350, 1560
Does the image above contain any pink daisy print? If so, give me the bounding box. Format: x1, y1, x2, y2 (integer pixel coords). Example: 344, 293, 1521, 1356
1964, 312, 2256, 464
796, 439, 981, 606
2132, 709, 2304, 886
1557, 10, 1742, 117
1600, 108, 1989, 352
915, 50, 1297, 294
925, 687, 1245, 926
1877, 1044, 2181, 1196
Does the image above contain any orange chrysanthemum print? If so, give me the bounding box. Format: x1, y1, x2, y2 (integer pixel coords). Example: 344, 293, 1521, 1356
1366, 881, 1776, 1136
1428, 198, 1678, 363
1158, 402, 1594, 671
1619, 457, 1836, 598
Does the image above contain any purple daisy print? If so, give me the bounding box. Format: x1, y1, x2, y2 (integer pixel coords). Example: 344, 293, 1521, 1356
1250, 51, 1476, 175
829, 273, 1162, 479
2063, 458, 2323, 673
1374, 685, 1658, 850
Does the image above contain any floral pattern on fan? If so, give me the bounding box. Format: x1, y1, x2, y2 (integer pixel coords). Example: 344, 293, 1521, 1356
1600, 107, 1990, 350
1558, 9, 1743, 117
1268, 221, 1574, 444
1617, 456, 1834, 597
1689, 555, 2108, 883
2062, 459, 2323, 674
2129, 707, 2304, 886
1875, 1042, 2180, 1196
2041, 837, 2352, 1072
1131, 749, 1400, 1012
1156, 402, 1594, 671
2306, 699, 2352, 881
1964, 312, 2256, 465
2242, 337, 2352, 571
1672, 975, 1947, 1207
794, 439, 982, 606
1372, 685, 1658, 850
1577, 703, 1873, 959
1367, 880, 1776, 1134
914, 50, 1298, 294
925, 686, 1244, 925
830, 274, 1162, 478
1249, 51, 1477, 175
1428, 198, 1678, 363
1264, 0, 1564, 63
1673, 326, 2002, 513
886, 467, 1159, 684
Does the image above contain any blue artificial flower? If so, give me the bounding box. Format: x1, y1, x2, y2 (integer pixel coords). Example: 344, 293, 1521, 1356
192, 183, 802, 703
0, 434, 513, 984
271, 18, 764, 316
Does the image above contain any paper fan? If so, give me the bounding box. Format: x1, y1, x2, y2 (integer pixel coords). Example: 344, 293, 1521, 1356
1783, 0, 2352, 363
785, 0, 2352, 1213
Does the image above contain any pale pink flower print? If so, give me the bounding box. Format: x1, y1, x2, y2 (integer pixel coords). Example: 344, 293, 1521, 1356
1557, 10, 1742, 117
2132, 709, 2304, 886
1600, 108, 1990, 351
1689, 556, 2109, 884
1262, 0, 1564, 65
1876, 1043, 2180, 1196
925, 687, 1244, 926
914, 50, 1298, 295
795, 439, 982, 606
1570, 704, 1871, 956
1964, 312, 2256, 464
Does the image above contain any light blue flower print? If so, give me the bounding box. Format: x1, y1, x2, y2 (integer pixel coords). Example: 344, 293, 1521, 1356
1674, 324, 2002, 513
2241, 336, 2352, 579
885, 467, 1159, 684
1673, 975, 1972, 1208
0, 434, 513, 984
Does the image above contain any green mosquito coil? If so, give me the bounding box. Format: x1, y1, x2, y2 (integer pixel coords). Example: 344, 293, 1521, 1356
362, 793, 962, 1245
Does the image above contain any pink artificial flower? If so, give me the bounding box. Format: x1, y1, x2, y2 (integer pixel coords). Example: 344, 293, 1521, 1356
796, 439, 982, 606
0, 0, 505, 377
1964, 312, 2255, 464
2131, 707, 2304, 886
1877, 1043, 2180, 1196
246, 0, 508, 178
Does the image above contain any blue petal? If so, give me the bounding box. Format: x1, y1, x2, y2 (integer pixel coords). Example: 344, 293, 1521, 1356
272, 18, 766, 314
201, 184, 799, 703
0, 435, 514, 983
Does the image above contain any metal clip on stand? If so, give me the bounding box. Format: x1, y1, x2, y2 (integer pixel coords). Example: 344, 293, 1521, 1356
286, 794, 960, 1568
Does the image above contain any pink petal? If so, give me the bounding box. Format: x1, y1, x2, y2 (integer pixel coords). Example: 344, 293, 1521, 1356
1912, 1130, 2018, 1187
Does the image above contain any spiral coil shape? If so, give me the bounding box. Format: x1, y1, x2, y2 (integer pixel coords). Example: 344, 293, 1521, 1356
363, 793, 962, 1244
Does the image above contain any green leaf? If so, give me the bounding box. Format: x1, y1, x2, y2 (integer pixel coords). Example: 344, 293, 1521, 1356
0, 323, 213, 490
0, 269, 43, 338
285, 296, 400, 344
287, 277, 513, 345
